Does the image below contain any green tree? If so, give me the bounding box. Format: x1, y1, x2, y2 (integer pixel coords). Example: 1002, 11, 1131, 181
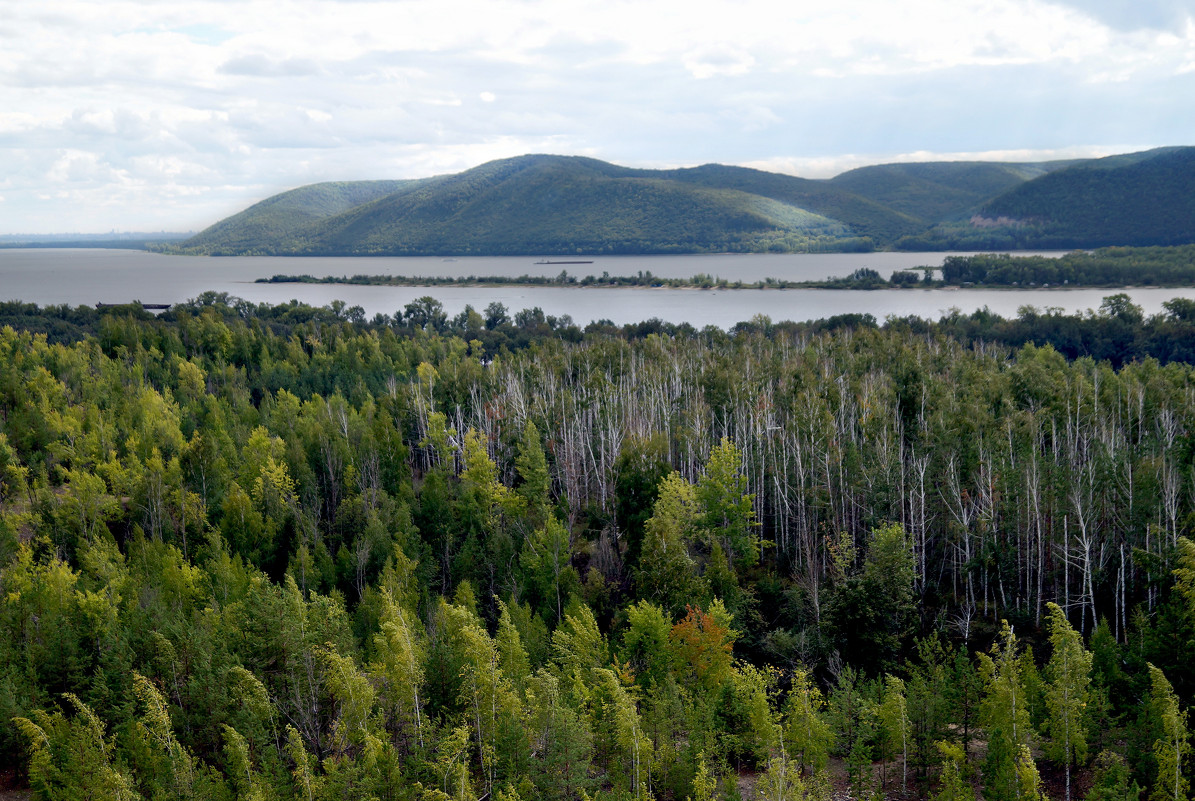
14, 694, 141, 801
622, 600, 673, 690
782, 668, 832, 775
514, 421, 551, 528
826, 523, 916, 674
1148, 664, 1189, 801
526, 670, 592, 800
1045, 603, 1093, 801
695, 438, 759, 570
907, 635, 955, 780
636, 472, 704, 616
130, 672, 200, 799
979, 622, 1031, 801
614, 433, 671, 573
880, 674, 911, 789
522, 516, 577, 624
935, 741, 974, 801
1087, 751, 1143, 801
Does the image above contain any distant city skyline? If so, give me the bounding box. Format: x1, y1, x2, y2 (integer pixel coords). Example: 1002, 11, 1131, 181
3, 0, 1194, 233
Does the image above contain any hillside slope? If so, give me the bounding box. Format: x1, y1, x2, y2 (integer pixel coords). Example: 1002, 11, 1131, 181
301, 155, 875, 255
975, 147, 1195, 247
178, 148, 1195, 255
828, 161, 1069, 223
183, 180, 418, 254
180, 155, 911, 255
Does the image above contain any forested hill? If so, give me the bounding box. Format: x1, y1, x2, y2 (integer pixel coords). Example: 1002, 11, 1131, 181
978, 147, 1195, 247
900, 147, 1195, 249
182, 179, 417, 254
173, 148, 1195, 256
828, 160, 1070, 224
294, 155, 883, 256
177, 155, 891, 255
3, 296, 1195, 800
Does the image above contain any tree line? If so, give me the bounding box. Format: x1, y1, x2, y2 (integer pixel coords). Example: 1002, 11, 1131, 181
940, 246, 1195, 288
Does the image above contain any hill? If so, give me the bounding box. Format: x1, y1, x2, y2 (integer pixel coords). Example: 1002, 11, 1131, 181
182, 179, 417, 254
828, 160, 1073, 223
977, 147, 1195, 247
899, 147, 1195, 249
645, 163, 925, 244
301, 155, 906, 255
177, 155, 920, 255
178, 149, 1195, 256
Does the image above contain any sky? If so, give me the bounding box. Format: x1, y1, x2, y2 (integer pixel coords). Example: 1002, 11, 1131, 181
3, 0, 1195, 234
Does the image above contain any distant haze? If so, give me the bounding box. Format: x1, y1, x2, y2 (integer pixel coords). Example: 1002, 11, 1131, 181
4, 0, 1194, 233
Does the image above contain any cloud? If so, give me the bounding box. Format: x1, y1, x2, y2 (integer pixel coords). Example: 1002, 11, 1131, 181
683, 45, 755, 79
218, 54, 321, 76
2, 0, 1195, 232
744, 145, 1148, 180
1046, 0, 1195, 31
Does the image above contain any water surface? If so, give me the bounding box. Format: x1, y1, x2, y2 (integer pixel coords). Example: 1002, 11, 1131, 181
3, 248, 1187, 328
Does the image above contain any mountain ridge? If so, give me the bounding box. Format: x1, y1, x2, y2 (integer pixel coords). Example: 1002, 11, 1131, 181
176, 148, 1195, 255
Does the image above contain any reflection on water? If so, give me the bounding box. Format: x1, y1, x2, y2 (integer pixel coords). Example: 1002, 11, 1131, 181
3, 248, 1191, 329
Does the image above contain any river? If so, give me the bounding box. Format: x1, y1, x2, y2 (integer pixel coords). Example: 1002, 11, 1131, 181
3, 248, 1192, 328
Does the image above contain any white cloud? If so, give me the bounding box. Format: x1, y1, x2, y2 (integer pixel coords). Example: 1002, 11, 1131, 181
1, 0, 1194, 231
744, 145, 1153, 179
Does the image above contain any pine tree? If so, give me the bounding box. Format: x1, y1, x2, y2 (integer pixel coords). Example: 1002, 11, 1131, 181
782, 668, 832, 776
934, 741, 974, 801
978, 622, 1031, 801
1148, 664, 1189, 801
880, 674, 911, 789
1044, 602, 1092, 801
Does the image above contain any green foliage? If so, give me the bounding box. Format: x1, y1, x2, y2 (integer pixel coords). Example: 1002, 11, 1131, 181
696, 437, 759, 570
15, 694, 141, 800
4, 298, 1195, 800
906, 635, 956, 779
830, 160, 1052, 224
1087, 751, 1143, 801
979, 622, 1032, 801
622, 601, 673, 690
878, 675, 910, 788
826, 524, 916, 674
1045, 602, 1094, 801
635, 472, 703, 616
522, 516, 578, 624
782, 668, 832, 775
935, 741, 974, 801
1148, 664, 1190, 801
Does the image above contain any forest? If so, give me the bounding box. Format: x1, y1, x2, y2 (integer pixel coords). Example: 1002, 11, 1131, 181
939, 247, 1195, 289
2, 293, 1195, 801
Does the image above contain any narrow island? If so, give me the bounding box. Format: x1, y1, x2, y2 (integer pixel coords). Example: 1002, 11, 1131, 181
255, 268, 923, 290
254, 243, 1195, 290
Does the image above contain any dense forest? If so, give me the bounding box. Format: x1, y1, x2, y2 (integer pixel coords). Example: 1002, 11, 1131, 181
939, 247, 1195, 289
3, 294, 1195, 801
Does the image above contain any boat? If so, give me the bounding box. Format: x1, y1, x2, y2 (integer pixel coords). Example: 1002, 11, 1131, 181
535, 259, 594, 265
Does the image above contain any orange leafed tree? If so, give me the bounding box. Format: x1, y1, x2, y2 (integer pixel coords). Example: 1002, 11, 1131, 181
669, 602, 735, 689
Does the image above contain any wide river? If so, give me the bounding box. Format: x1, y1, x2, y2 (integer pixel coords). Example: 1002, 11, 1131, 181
3, 248, 1194, 329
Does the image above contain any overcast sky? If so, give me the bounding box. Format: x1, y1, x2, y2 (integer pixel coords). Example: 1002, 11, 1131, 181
3, 0, 1194, 233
